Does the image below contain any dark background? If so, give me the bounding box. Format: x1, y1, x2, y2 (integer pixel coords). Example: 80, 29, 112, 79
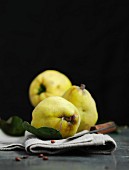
0, 0, 129, 125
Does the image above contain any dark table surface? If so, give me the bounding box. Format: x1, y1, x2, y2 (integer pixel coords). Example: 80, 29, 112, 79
0, 127, 129, 170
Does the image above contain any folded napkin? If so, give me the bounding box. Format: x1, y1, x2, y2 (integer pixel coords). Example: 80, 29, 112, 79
0, 129, 117, 155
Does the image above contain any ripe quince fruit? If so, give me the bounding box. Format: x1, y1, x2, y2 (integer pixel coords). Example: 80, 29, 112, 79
31, 96, 80, 138
29, 70, 72, 107
63, 84, 98, 132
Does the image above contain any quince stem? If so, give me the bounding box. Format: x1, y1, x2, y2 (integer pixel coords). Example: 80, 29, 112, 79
80, 84, 85, 90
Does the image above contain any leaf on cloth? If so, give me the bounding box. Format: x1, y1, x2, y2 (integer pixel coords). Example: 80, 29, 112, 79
0, 116, 25, 136
22, 121, 62, 140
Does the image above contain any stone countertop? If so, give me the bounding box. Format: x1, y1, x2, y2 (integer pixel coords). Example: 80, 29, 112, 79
0, 127, 129, 170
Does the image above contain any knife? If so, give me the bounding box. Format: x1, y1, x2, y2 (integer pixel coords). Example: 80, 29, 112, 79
67, 121, 117, 140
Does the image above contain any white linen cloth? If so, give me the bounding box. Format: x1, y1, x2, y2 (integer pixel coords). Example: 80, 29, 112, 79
0, 129, 117, 155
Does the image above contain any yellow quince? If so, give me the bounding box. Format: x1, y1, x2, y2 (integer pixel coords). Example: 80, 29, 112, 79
31, 96, 80, 138
29, 70, 72, 107
63, 84, 98, 132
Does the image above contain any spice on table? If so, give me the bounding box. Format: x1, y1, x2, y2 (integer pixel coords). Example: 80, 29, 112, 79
51, 140, 55, 143
38, 154, 44, 158
43, 156, 48, 160
15, 157, 21, 161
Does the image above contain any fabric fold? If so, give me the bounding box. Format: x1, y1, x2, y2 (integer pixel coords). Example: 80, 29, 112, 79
0, 129, 117, 155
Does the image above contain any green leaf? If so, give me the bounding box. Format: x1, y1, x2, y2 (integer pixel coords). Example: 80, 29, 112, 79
0, 116, 25, 136
22, 121, 62, 140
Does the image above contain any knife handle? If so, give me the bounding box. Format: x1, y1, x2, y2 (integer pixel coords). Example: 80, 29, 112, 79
90, 121, 117, 134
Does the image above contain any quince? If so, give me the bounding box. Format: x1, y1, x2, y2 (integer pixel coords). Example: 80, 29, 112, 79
31, 96, 80, 138
29, 70, 72, 107
63, 84, 98, 132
